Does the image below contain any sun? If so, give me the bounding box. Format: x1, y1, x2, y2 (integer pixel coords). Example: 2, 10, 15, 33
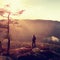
4, 0, 24, 13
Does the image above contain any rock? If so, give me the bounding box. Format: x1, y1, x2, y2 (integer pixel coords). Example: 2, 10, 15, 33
32, 48, 40, 53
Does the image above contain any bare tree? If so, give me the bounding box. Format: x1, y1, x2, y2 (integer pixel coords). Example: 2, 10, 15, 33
0, 6, 25, 55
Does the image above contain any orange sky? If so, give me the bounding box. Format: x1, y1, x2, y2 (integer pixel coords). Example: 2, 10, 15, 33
0, 0, 60, 21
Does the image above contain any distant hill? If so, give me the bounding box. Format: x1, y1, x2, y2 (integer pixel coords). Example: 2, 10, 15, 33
0, 19, 60, 44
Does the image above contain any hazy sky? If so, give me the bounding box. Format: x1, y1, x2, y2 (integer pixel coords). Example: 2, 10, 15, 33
0, 0, 60, 21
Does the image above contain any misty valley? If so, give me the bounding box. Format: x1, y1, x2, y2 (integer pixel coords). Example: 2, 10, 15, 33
0, 19, 60, 60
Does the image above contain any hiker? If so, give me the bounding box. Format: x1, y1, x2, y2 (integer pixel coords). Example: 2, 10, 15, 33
0, 41, 2, 55
32, 35, 36, 48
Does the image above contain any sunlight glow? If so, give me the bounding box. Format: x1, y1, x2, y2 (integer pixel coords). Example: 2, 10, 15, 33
0, 0, 60, 21
4, 0, 24, 13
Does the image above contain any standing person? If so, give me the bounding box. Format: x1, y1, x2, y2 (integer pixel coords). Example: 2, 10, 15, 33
32, 35, 36, 48
0, 41, 2, 55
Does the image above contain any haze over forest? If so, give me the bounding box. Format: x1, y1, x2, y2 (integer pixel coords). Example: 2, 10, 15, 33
0, 19, 60, 48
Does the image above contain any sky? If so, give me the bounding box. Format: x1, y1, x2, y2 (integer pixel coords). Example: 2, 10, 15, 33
0, 0, 60, 21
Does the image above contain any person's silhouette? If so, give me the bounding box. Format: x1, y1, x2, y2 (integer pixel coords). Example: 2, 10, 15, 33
0, 41, 2, 55
32, 35, 36, 48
